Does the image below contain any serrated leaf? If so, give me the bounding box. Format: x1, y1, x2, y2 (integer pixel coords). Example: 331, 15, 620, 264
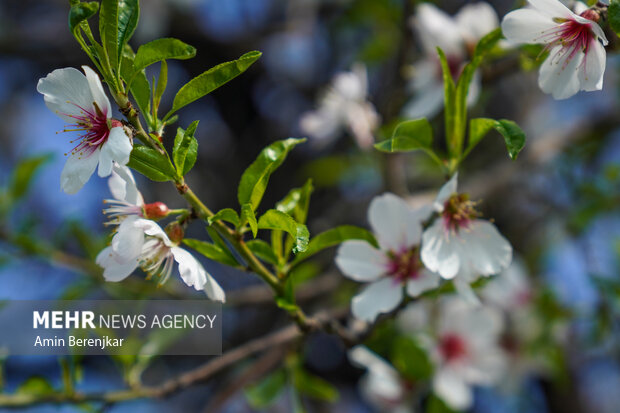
466, 118, 525, 160
245, 369, 286, 409
374, 118, 433, 153
208, 208, 240, 227
117, 0, 139, 57
68, 2, 99, 34
99, 0, 120, 71
291, 225, 377, 267
10, 154, 52, 201
246, 239, 279, 265
276, 180, 313, 224
172, 121, 199, 176
133, 38, 196, 74
240, 203, 258, 237
183, 239, 238, 267
293, 370, 339, 402
258, 210, 309, 254
237, 138, 305, 211
127, 146, 177, 182
165, 51, 262, 119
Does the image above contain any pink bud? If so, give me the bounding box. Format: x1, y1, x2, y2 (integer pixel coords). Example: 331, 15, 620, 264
144, 202, 169, 219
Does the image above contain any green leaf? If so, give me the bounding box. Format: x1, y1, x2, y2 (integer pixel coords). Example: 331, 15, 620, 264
16, 377, 55, 396
240, 203, 258, 237
437, 48, 456, 158
245, 369, 287, 409
276, 179, 313, 224
246, 239, 279, 265
293, 369, 339, 402
374, 118, 433, 153
610, 1, 620, 36
391, 336, 433, 381
208, 208, 240, 227
153, 59, 168, 112
258, 210, 309, 254
183, 239, 238, 267
10, 155, 52, 201
291, 225, 377, 267
275, 297, 300, 312
120, 52, 151, 121
427, 395, 458, 413
133, 38, 196, 74
466, 118, 526, 160
68, 1, 99, 34
172, 121, 199, 176
237, 138, 305, 211
127, 146, 177, 182
117, 0, 139, 57
165, 51, 262, 119
99, 0, 120, 71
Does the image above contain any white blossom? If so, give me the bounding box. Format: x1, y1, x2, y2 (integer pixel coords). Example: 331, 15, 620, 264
501, 0, 608, 99
336, 194, 440, 322
403, 3, 498, 119
300, 64, 379, 149
37, 66, 132, 194
420, 173, 512, 304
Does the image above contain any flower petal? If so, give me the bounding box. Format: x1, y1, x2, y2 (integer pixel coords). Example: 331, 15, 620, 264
434, 173, 458, 210
98, 127, 132, 177
336, 241, 388, 282
351, 278, 403, 322
60, 149, 100, 194
368, 193, 424, 251
453, 277, 482, 305
538, 45, 584, 99
171, 247, 207, 291
82, 65, 112, 117
578, 39, 606, 91
96, 246, 139, 282
456, 3, 499, 44
528, 0, 574, 18
402, 82, 444, 120
111, 216, 145, 262
421, 220, 461, 279
36, 67, 94, 123
501, 9, 558, 45
110, 164, 144, 205
433, 367, 474, 411
406, 269, 441, 297
413, 3, 464, 57
132, 218, 174, 246
458, 220, 513, 277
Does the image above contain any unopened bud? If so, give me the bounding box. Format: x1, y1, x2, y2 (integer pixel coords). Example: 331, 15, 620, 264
165, 222, 184, 244
580, 9, 600, 22
144, 202, 169, 219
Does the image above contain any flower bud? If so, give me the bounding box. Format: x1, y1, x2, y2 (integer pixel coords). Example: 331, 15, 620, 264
144, 202, 170, 220
580, 9, 600, 22
165, 222, 184, 244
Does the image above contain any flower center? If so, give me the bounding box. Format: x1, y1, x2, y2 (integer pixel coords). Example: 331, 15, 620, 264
442, 193, 480, 233
540, 17, 597, 68
439, 333, 467, 362
386, 247, 422, 283
140, 239, 174, 286
62, 101, 115, 157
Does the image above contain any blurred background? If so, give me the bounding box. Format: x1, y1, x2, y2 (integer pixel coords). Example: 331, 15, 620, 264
0, 0, 619, 411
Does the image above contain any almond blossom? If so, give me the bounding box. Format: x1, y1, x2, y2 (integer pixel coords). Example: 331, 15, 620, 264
403, 3, 498, 119
335, 193, 440, 322
37, 66, 133, 194
299, 64, 379, 149
348, 346, 413, 413
501, 0, 608, 99
429, 297, 507, 410
420, 173, 512, 303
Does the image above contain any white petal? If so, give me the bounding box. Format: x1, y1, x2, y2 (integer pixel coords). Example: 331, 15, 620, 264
578, 39, 606, 91
368, 193, 423, 251
457, 220, 513, 277
98, 127, 132, 177
453, 278, 482, 306
60, 149, 100, 194
456, 3, 499, 44
82, 66, 112, 117
349, 345, 398, 377
36, 67, 94, 123
421, 220, 461, 279
133, 219, 173, 246
528, 0, 574, 18
171, 247, 208, 291
351, 278, 403, 322
433, 368, 473, 411
402, 83, 445, 120
434, 173, 458, 210
109, 164, 143, 205
413, 4, 464, 57
96, 246, 139, 282
538, 45, 584, 99
111, 216, 145, 262
299, 110, 341, 146
345, 103, 379, 149
406, 269, 441, 297
500, 9, 558, 45
335, 241, 388, 282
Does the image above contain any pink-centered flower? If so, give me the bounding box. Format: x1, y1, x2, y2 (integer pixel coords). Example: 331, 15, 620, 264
336, 194, 440, 322
37, 66, 132, 194
421, 174, 512, 303
501, 0, 608, 99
